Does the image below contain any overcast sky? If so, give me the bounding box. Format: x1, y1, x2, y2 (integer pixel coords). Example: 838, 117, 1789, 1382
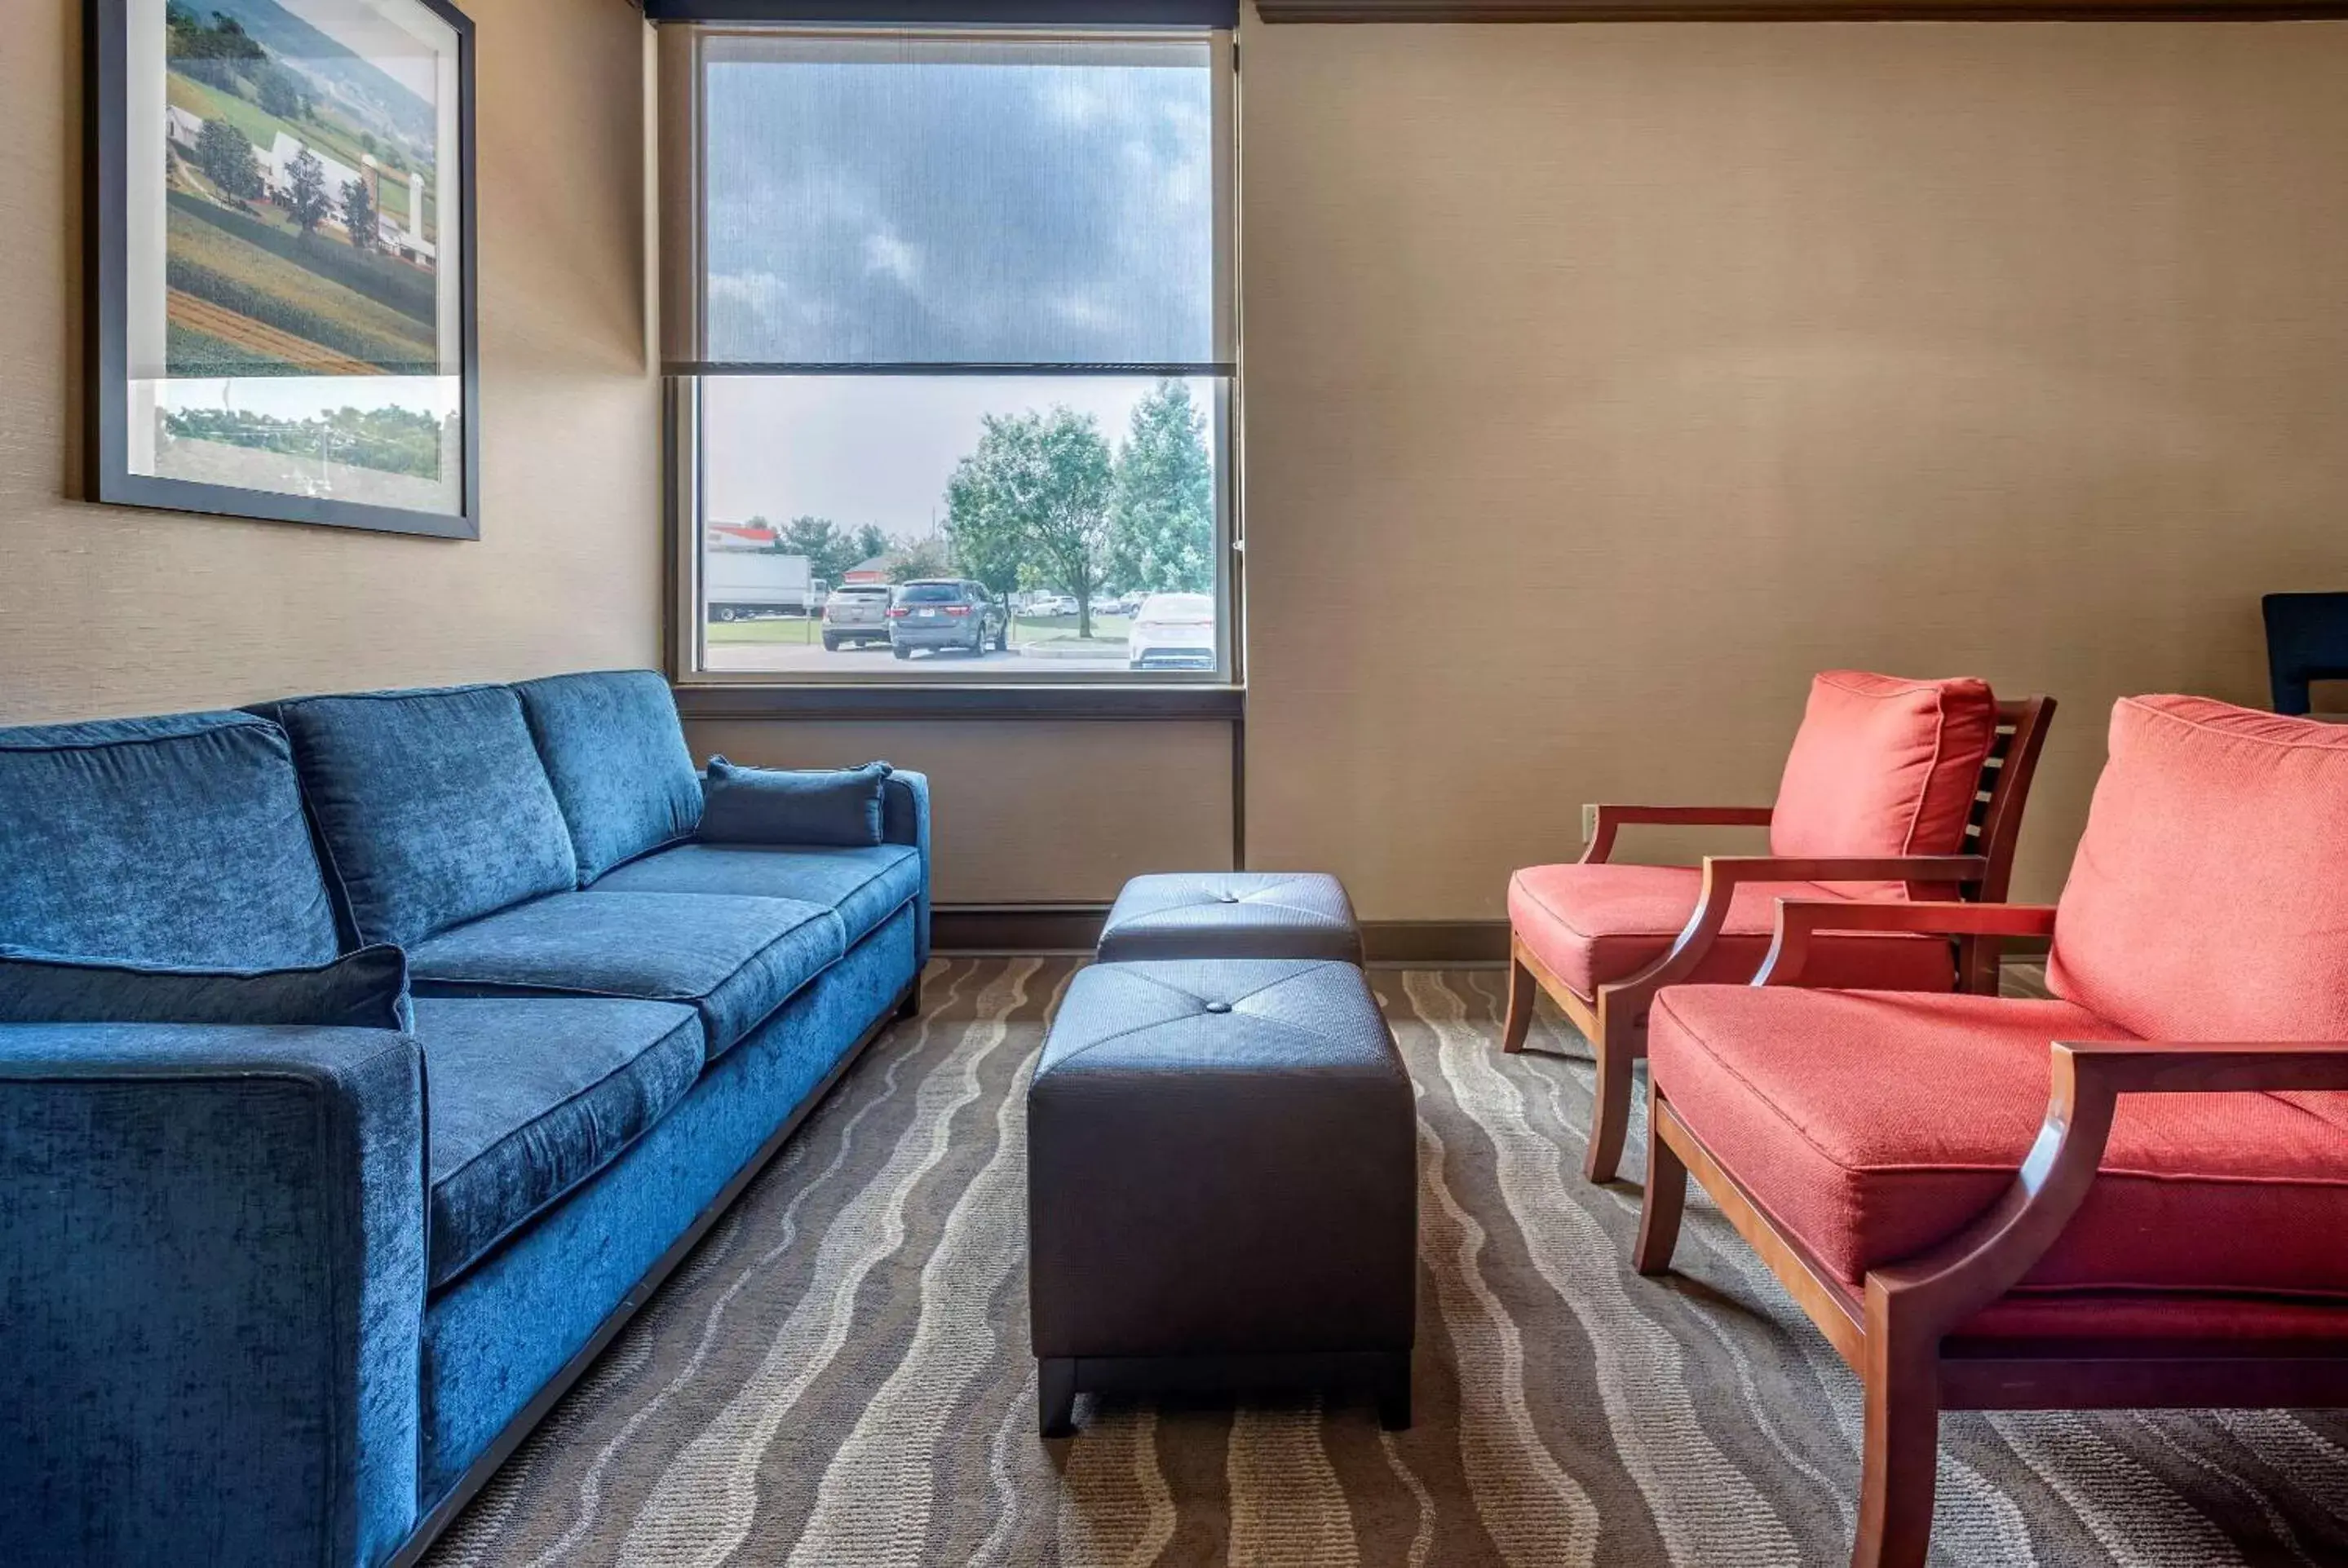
701, 376, 1214, 538
701, 42, 1215, 367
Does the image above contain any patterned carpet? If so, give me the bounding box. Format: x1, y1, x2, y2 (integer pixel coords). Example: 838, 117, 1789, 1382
424, 958, 2348, 1567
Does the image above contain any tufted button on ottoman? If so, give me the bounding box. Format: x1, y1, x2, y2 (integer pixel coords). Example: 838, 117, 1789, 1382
1027, 958, 1416, 1436
1095, 872, 1364, 964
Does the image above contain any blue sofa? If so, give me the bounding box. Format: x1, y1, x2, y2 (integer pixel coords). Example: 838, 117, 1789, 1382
0, 670, 930, 1567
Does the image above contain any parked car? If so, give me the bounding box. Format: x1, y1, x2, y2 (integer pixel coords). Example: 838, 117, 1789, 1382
821, 583, 895, 650
889, 579, 1009, 659
1028, 594, 1078, 618
1127, 593, 1218, 671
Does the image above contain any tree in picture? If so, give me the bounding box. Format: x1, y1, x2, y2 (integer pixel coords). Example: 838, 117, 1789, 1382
945, 407, 1115, 639
1108, 380, 1216, 597
192, 118, 264, 205
285, 148, 331, 238
341, 179, 377, 252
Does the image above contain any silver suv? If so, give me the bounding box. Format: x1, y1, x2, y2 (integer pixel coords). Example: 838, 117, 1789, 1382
821, 584, 895, 651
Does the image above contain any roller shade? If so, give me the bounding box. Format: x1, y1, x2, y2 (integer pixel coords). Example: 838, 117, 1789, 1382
660, 28, 1234, 373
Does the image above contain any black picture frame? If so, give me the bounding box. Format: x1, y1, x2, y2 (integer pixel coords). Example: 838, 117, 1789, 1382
86, 0, 480, 540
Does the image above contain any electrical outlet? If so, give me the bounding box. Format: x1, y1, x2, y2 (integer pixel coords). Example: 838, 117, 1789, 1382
1582, 802, 1599, 844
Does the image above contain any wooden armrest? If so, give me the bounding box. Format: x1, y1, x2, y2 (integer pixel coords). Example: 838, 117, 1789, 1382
1607, 861, 1988, 998
1868, 1037, 2348, 1333
1581, 803, 1774, 864
1756, 899, 2055, 988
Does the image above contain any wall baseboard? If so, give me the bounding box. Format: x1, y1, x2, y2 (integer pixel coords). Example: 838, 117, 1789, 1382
934, 906, 2056, 973
932, 906, 1516, 965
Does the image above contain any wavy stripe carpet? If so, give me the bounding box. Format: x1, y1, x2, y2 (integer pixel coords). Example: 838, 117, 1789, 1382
424, 959, 2348, 1567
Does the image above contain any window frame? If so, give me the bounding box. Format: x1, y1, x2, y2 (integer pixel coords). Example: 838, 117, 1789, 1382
661, 25, 1244, 711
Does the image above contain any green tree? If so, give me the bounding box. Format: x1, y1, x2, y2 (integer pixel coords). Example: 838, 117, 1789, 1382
193, 117, 263, 203
1108, 380, 1216, 595
285, 148, 330, 237
256, 64, 305, 121
340, 178, 376, 252
886, 538, 953, 584
771, 515, 878, 586
944, 407, 1114, 638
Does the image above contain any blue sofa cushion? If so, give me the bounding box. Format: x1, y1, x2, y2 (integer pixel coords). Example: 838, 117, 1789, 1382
412, 997, 705, 1288
406, 891, 844, 1058
0, 943, 411, 1031
590, 842, 922, 947
700, 757, 891, 848
514, 671, 702, 884
0, 713, 340, 969
267, 687, 578, 949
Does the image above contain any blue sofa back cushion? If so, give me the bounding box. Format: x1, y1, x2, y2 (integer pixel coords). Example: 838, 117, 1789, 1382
0, 943, 412, 1031
514, 670, 702, 885
700, 757, 891, 849
266, 687, 578, 950
0, 712, 341, 970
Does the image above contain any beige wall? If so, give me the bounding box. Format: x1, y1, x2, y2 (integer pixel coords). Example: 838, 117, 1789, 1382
0, 0, 658, 724
685, 718, 1236, 905
1240, 19, 2348, 913
9, 11, 2347, 916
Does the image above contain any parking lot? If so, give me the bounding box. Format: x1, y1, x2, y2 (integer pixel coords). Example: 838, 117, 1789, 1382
704, 613, 1143, 675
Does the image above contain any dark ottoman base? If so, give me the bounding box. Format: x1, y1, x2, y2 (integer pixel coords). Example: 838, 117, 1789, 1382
1095, 872, 1364, 965
1028, 958, 1416, 1435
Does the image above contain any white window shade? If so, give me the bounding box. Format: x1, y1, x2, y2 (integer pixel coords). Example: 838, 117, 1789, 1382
668, 31, 1232, 372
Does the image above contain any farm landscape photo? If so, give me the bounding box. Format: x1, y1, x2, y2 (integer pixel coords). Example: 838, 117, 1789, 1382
143, 0, 462, 515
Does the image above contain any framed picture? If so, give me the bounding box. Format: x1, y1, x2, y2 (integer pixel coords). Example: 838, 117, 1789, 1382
88, 0, 478, 539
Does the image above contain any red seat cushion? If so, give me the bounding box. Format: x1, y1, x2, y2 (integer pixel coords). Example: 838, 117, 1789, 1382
1770, 672, 1999, 895
1509, 863, 1957, 1001
1649, 984, 2348, 1299
2050, 695, 2348, 1046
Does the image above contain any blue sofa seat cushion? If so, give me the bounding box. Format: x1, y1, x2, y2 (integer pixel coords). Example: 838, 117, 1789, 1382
406, 892, 845, 1058
514, 671, 702, 884
413, 997, 705, 1289
263, 687, 577, 949
588, 843, 922, 947
0, 713, 340, 969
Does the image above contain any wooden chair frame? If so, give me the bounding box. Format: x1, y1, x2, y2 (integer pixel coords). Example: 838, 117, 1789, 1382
1635, 898, 2348, 1568
1504, 695, 2055, 1184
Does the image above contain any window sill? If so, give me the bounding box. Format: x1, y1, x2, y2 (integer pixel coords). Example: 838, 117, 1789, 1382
670, 682, 1245, 721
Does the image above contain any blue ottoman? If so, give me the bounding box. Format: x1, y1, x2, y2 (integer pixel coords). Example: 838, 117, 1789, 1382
1027, 957, 1415, 1435
1095, 872, 1363, 964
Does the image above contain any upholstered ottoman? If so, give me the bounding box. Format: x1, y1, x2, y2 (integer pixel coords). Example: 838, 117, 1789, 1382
1027, 957, 1416, 1435
1095, 871, 1364, 964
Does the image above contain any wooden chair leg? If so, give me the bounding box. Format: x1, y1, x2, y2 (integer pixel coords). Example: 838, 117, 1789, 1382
1038, 1358, 1077, 1438
1582, 1004, 1636, 1184
1853, 1319, 1940, 1568
1502, 952, 1536, 1054
1633, 1092, 1687, 1275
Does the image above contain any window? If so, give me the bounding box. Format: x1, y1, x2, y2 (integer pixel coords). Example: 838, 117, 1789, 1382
662, 29, 1236, 684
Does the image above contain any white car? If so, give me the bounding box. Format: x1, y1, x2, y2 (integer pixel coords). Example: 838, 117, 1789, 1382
1127, 593, 1217, 671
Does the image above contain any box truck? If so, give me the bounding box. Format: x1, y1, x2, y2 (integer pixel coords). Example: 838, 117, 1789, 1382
704, 551, 827, 621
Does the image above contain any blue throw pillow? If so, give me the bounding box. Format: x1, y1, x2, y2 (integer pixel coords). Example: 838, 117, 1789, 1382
0, 943, 413, 1031
699, 757, 891, 848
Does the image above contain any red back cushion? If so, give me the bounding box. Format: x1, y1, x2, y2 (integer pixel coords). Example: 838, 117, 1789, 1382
1769, 672, 2000, 864
2050, 696, 2348, 1042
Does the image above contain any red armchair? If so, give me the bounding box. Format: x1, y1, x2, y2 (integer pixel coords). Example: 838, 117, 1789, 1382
1504, 671, 2055, 1182
1635, 695, 2348, 1568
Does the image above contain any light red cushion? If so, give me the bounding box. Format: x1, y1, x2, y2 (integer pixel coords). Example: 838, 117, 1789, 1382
1768, 673, 2000, 886
1648, 984, 2348, 1299
2050, 695, 2348, 1045
1508, 863, 1957, 1000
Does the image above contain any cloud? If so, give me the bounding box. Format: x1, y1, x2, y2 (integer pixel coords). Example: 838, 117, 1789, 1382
701, 51, 1216, 367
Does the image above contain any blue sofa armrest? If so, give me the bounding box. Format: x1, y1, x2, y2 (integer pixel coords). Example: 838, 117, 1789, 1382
882, 769, 932, 965
0, 1023, 427, 1568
